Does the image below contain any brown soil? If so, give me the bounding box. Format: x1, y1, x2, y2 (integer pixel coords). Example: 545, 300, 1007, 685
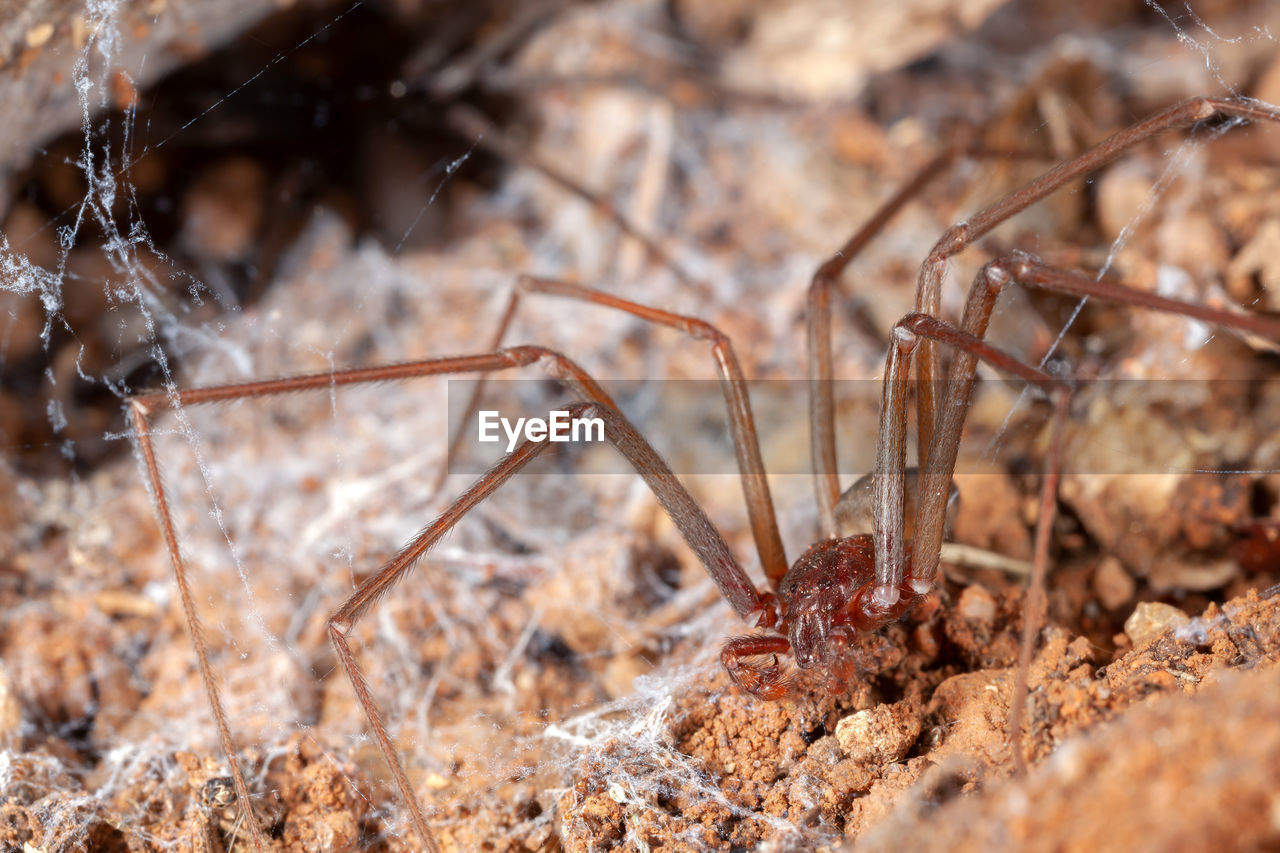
558, 589, 1280, 853
2, 1, 1280, 852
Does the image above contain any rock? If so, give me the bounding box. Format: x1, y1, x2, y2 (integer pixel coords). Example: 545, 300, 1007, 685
835, 702, 922, 766
1124, 601, 1191, 647
957, 584, 998, 627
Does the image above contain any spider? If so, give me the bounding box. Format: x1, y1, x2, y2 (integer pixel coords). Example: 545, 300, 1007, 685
128, 95, 1280, 852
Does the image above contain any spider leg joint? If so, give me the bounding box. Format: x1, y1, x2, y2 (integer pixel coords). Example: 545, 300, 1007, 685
869, 583, 901, 610
890, 324, 918, 350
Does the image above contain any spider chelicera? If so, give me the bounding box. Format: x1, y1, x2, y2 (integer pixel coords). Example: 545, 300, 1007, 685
130, 95, 1280, 852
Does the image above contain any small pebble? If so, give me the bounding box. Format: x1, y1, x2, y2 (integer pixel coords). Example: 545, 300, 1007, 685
1124, 601, 1191, 647
835, 702, 921, 766
956, 584, 997, 625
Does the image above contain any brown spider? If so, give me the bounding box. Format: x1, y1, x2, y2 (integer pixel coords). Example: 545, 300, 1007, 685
129, 96, 1280, 852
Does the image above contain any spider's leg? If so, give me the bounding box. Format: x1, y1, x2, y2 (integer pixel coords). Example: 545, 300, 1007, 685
130, 345, 710, 852
889, 258, 1280, 774
445, 274, 787, 585
862, 306, 1072, 613
1009, 387, 1070, 775
720, 635, 792, 700
327, 399, 766, 850
909, 254, 1280, 593
132, 401, 282, 853
808, 150, 955, 537
864, 322, 917, 609
911, 96, 1280, 465
807, 135, 1060, 536
864, 311, 1073, 770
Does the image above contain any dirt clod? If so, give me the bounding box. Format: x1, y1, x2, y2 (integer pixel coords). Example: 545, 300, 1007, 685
835, 702, 922, 767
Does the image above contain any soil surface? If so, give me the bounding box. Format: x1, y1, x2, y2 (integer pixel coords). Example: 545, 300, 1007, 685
2, 1, 1280, 852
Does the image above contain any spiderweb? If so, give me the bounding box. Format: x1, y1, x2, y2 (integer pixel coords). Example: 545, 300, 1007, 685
0, 0, 1277, 850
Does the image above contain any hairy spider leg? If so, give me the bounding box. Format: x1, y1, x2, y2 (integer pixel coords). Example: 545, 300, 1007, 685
442, 273, 788, 585
809, 95, 1280, 537
328, 398, 764, 851
891, 256, 1280, 771
132, 348, 769, 853
807, 141, 1056, 536
907, 255, 1280, 596
909, 97, 1280, 471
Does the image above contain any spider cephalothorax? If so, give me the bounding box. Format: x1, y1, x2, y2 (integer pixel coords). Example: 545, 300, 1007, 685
722, 536, 920, 699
